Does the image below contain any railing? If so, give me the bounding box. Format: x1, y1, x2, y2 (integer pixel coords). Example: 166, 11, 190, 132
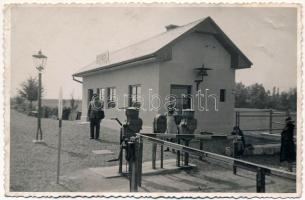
129, 133, 296, 193
235, 109, 296, 134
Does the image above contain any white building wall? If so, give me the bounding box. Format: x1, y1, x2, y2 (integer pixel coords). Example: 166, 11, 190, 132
159, 32, 235, 134
81, 62, 160, 126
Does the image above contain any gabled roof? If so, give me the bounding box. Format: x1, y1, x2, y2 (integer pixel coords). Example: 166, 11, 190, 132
73, 17, 252, 77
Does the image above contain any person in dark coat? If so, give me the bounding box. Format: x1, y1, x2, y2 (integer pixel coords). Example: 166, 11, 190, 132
88, 94, 104, 140
280, 117, 296, 171
231, 126, 246, 156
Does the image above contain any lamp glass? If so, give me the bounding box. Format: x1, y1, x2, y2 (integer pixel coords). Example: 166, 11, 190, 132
32, 50, 47, 72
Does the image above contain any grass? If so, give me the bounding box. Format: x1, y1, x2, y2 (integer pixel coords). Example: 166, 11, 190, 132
9, 109, 172, 192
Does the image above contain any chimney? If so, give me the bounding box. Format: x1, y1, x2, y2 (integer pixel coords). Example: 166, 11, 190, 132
165, 24, 179, 31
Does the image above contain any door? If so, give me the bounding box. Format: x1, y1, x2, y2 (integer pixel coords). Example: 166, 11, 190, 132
170, 85, 192, 113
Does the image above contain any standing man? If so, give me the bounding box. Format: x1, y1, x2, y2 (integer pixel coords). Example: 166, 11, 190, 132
88, 94, 104, 140
280, 117, 296, 172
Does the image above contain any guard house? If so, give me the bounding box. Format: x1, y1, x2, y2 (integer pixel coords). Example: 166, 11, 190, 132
73, 17, 252, 134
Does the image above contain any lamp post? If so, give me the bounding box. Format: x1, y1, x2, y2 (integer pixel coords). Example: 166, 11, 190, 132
32, 50, 47, 143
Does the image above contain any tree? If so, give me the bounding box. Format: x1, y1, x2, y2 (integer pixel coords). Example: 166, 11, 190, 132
18, 76, 43, 110
235, 82, 296, 111
248, 83, 268, 109
235, 82, 249, 108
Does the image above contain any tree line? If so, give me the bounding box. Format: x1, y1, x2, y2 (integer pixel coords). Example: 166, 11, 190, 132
235, 82, 297, 111
12, 76, 80, 120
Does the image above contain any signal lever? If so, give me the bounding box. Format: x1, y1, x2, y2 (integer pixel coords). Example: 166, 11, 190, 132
107, 118, 124, 162
111, 117, 122, 126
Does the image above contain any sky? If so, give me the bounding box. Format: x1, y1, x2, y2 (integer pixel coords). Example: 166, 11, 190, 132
9, 5, 298, 99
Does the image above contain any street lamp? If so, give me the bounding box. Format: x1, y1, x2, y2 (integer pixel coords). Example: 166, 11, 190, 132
32, 50, 47, 142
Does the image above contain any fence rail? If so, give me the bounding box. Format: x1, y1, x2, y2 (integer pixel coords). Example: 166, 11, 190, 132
131, 133, 296, 193
235, 109, 296, 134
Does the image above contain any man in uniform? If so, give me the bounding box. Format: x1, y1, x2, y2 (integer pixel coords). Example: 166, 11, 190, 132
88, 94, 104, 140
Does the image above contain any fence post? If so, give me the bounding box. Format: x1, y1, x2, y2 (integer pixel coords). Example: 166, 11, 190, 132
184, 140, 189, 166
119, 128, 123, 174
256, 168, 266, 193
129, 140, 138, 192
152, 143, 157, 169
160, 145, 164, 168
137, 137, 143, 187
199, 139, 203, 160
235, 112, 238, 127
176, 137, 181, 167
232, 140, 237, 175
269, 109, 273, 134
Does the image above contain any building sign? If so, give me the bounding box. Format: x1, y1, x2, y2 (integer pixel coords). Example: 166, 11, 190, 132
96, 51, 109, 65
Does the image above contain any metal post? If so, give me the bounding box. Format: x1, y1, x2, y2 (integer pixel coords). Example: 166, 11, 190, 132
129, 141, 138, 192
36, 72, 43, 141
199, 139, 203, 160
176, 138, 181, 167
235, 111, 238, 127
138, 138, 143, 187
56, 119, 62, 184
237, 112, 240, 127
233, 140, 237, 175
256, 168, 266, 193
184, 140, 189, 166
160, 145, 164, 168
119, 128, 123, 174
269, 109, 273, 134
152, 143, 157, 169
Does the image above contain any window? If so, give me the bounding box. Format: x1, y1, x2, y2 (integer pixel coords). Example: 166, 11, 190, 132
97, 88, 106, 108
220, 89, 226, 102
88, 89, 93, 105
99, 88, 106, 102
129, 85, 141, 107
107, 87, 116, 108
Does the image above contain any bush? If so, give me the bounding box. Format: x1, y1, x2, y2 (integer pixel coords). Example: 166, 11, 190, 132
11, 96, 28, 113
62, 107, 71, 120
41, 106, 58, 118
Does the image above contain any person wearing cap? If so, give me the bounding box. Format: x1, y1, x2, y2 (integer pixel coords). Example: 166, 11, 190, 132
88, 94, 104, 140
280, 116, 296, 171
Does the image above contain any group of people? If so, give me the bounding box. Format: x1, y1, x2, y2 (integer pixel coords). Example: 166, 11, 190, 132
87, 94, 296, 172
231, 117, 296, 172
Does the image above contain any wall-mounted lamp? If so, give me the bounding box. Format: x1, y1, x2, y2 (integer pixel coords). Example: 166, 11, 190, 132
193, 64, 213, 91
